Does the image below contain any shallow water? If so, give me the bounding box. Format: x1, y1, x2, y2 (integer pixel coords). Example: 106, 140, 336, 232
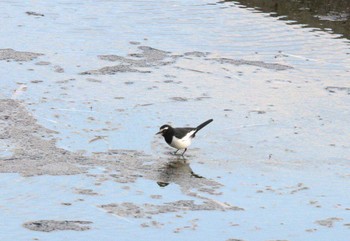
0, 0, 350, 240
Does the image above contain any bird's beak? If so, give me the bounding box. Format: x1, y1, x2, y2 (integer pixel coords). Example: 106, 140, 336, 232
156, 130, 162, 135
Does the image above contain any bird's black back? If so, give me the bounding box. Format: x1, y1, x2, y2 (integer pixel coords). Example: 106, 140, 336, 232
173, 127, 196, 139
173, 119, 213, 139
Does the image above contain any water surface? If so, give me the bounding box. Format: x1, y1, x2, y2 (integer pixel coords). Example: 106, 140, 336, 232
0, 0, 350, 240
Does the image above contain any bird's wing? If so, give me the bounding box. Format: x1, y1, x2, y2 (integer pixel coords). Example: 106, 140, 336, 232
173, 127, 196, 139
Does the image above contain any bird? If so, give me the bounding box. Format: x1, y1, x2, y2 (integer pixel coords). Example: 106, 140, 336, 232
156, 119, 213, 157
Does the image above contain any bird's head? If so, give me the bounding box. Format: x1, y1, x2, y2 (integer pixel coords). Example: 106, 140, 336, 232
156, 124, 172, 136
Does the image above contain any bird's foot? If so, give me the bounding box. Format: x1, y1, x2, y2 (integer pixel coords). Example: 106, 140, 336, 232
180, 148, 187, 159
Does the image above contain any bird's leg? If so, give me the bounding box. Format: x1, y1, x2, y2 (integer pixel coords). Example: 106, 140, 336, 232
174, 149, 179, 155
181, 148, 187, 158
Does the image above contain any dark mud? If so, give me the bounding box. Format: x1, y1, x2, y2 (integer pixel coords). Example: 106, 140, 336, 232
23, 220, 92, 232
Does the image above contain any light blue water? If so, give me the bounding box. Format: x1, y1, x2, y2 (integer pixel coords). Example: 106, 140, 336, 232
0, 0, 350, 240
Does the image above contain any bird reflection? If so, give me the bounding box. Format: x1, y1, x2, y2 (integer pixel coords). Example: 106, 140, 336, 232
156, 158, 203, 187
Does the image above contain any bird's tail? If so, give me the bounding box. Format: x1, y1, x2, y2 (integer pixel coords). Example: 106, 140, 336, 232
195, 119, 213, 134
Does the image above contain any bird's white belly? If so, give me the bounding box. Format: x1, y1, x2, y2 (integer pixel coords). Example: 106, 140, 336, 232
169, 132, 193, 150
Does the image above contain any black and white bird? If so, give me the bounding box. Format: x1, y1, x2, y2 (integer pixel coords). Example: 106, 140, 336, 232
156, 119, 213, 157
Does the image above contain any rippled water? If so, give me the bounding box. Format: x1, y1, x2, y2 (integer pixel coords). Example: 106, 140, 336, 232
233, 0, 350, 39
0, 0, 350, 240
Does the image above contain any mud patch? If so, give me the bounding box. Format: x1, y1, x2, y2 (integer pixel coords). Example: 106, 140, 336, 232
100, 199, 242, 218
0, 99, 86, 176
170, 97, 189, 102
0, 49, 43, 62
23, 220, 92, 232
315, 217, 343, 228
74, 188, 99, 196
257, 183, 309, 195
184, 51, 210, 57
53, 65, 64, 73
81, 46, 175, 75
35, 61, 51, 66
80, 65, 151, 75
25, 11, 45, 17
325, 86, 350, 95
211, 57, 293, 71
99, 46, 174, 67
86, 78, 102, 83
80, 45, 293, 75
30, 80, 44, 84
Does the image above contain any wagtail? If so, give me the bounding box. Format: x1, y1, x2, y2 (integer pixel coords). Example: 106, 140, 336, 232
156, 119, 213, 157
